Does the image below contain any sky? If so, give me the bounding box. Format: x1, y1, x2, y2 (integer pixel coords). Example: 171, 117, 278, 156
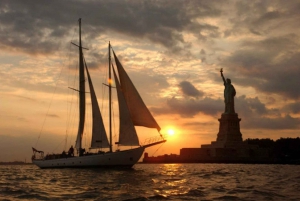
0, 0, 300, 162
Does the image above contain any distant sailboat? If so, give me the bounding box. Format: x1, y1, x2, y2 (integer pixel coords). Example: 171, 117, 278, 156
32, 19, 166, 168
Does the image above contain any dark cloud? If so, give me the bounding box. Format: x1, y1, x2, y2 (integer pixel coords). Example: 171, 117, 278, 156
17, 117, 28, 122
232, 96, 298, 129
0, 0, 225, 56
243, 114, 299, 130
253, 10, 282, 26
223, 34, 300, 100
6, 94, 36, 102
228, 0, 300, 36
152, 94, 299, 129
152, 96, 223, 117
84, 51, 107, 70
284, 102, 300, 114
179, 81, 204, 98
128, 70, 170, 105
235, 95, 270, 116
1, 0, 299, 63
46, 114, 59, 118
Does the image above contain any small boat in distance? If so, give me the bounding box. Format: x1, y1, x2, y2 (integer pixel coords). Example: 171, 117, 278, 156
32, 19, 166, 168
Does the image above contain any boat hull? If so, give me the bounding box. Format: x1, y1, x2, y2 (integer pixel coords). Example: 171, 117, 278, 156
32, 147, 145, 169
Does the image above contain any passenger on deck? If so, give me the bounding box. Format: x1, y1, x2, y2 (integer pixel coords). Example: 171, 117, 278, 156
79, 148, 86, 156
61, 150, 66, 157
68, 145, 74, 157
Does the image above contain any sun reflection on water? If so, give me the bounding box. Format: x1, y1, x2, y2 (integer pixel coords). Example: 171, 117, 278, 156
152, 164, 191, 197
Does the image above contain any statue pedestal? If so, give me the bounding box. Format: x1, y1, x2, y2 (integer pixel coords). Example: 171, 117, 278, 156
202, 113, 243, 148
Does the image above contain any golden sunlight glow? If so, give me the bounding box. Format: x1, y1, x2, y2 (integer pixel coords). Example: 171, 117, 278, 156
161, 126, 179, 139
167, 129, 175, 136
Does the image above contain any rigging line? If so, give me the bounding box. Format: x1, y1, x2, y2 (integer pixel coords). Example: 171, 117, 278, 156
101, 53, 109, 125
34, 54, 71, 148
64, 130, 68, 151
66, 23, 81, 143
112, 100, 116, 150
64, 26, 78, 150
101, 51, 108, 111
66, 61, 78, 135
66, 76, 79, 149
151, 142, 165, 157
67, 62, 79, 146
67, 71, 78, 146
66, 75, 78, 128
69, 96, 78, 147
52, 138, 67, 153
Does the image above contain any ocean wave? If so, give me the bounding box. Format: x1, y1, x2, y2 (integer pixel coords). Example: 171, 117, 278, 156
1, 164, 300, 200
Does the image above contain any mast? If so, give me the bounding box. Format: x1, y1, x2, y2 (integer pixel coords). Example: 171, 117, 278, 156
108, 42, 112, 152
77, 18, 85, 152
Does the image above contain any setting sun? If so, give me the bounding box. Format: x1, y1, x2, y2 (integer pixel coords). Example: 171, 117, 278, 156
167, 129, 175, 136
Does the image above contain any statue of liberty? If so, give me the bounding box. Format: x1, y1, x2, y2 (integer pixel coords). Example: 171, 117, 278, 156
220, 68, 236, 114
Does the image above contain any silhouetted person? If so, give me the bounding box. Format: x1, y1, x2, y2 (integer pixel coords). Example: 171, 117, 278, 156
68, 145, 74, 157
79, 148, 86, 156
220, 68, 236, 114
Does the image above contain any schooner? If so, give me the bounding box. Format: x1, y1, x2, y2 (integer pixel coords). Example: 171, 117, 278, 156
32, 19, 166, 168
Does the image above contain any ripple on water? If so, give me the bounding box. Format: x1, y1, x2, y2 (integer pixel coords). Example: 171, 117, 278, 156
0, 164, 300, 200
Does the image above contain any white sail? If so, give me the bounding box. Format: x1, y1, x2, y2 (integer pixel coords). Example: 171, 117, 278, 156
113, 51, 161, 131
85, 60, 110, 148
113, 67, 139, 146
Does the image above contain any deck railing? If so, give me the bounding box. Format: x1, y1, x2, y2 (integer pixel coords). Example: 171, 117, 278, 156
142, 135, 167, 146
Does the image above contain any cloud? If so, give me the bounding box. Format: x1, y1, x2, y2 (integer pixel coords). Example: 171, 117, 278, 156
211, 1, 300, 101
46, 114, 59, 118
179, 81, 204, 98
152, 96, 223, 117
284, 102, 300, 114
235, 95, 271, 116
223, 34, 300, 100
226, 1, 300, 36
0, 0, 227, 57
152, 93, 299, 129
243, 114, 299, 130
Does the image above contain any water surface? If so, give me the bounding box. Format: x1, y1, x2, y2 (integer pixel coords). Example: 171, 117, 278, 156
0, 163, 299, 200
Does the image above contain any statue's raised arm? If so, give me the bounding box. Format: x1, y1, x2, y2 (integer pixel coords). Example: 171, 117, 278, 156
220, 68, 226, 84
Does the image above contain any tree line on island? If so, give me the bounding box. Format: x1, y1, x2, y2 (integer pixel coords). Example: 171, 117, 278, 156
245, 137, 300, 161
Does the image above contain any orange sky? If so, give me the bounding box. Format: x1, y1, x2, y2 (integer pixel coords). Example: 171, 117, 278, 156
0, 1, 300, 162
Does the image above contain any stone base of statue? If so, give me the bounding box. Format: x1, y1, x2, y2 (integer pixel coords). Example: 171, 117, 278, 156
201, 113, 243, 149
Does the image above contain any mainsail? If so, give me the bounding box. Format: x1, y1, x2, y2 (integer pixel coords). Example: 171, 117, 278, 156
113, 67, 139, 146
113, 51, 161, 131
85, 59, 110, 148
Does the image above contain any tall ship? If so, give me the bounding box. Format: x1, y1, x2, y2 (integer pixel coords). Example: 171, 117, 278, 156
32, 19, 166, 168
